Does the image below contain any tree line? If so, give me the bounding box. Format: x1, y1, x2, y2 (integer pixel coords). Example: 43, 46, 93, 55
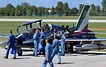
0, 0, 106, 16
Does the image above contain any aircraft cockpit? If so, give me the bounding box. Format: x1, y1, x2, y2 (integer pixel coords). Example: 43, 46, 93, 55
21, 28, 33, 36
17, 20, 42, 35
42, 24, 52, 32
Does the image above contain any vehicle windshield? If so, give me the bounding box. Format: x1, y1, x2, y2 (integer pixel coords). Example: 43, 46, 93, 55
18, 22, 40, 34
22, 29, 32, 36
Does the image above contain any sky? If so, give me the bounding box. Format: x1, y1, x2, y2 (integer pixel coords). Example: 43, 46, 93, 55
0, 0, 103, 8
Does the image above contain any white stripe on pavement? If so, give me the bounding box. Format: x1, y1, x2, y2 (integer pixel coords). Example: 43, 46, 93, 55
0, 19, 106, 22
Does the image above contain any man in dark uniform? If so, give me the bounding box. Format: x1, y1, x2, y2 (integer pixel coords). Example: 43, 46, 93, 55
4, 30, 16, 59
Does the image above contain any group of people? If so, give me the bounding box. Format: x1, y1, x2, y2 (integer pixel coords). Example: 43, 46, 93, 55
4, 28, 66, 67
32, 28, 66, 67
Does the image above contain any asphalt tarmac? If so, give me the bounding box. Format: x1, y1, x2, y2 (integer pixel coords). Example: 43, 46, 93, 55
0, 47, 106, 67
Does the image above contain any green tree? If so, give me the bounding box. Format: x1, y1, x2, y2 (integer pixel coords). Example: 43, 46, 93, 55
90, 4, 96, 15
15, 5, 22, 16
5, 3, 15, 16
79, 4, 84, 13
0, 8, 5, 16
27, 6, 33, 16
37, 7, 46, 16
63, 2, 70, 16
21, 2, 30, 16
44, 8, 49, 16
55, 1, 64, 16
31, 5, 38, 16
71, 8, 78, 16
102, 0, 106, 15
96, 6, 101, 15
50, 6, 56, 16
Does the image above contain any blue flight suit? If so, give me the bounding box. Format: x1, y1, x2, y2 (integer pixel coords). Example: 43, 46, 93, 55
39, 32, 45, 50
42, 43, 54, 67
33, 33, 39, 56
53, 32, 59, 37
39, 32, 45, 54
6, 33, 16, 58
60, 34, 66, 56
52, 39, 61, 63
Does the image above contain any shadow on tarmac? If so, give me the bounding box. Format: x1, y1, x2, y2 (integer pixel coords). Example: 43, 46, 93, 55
62, 61, 74, 65
22, 54, 33, 56
54, 61, 74, 65
66, 52, 106, 56
15, 57, 30, 59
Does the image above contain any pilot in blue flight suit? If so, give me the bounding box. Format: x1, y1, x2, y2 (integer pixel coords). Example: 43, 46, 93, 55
42, 38, 54, 67
51, 35, 61, 64
53, 28, 59, 36
39, 28, 45, 55
60, 31, 66, 56
4, 30, 16, 59
32, 29, 39, 57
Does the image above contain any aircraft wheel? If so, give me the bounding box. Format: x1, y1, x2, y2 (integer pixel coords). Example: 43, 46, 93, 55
18, 50, 23, 56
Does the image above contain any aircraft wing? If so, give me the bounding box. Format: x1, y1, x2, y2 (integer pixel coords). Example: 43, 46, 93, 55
65, 38, 106, 42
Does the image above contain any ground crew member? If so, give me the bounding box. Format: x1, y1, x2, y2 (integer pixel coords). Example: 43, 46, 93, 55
51, 28, 60, 40
52, 35, 61, 64
39, 28, 45, 55
4, 30, 16, 59
32, 29, 39, 57
60, 31, 66, 56
42, 38, 54, 67
53, 28, 59, 36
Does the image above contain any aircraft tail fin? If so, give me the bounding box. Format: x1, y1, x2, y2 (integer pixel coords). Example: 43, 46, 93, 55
75, 5, 90, 32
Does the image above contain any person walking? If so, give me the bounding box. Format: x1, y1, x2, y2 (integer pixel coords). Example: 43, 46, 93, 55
52, 35, 61, 64
4, 30, 16, 59
42, 38, 54, 67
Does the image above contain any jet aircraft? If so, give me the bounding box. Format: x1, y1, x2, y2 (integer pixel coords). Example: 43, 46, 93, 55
1, 5, 106, 55
1, 19, 62, 56
65, 5, 106, 53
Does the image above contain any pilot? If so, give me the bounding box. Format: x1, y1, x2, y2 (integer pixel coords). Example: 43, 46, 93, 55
39, 28, 45, 55
51, 35, 61, 64
42, 38, 54, 67
61, 25, 65, 32
60, 31, 66, 56
45, 24, 50, 31
53, 28, 58, 36
51, 28, 59, 39
4, 30, 16, 59
65, 25, 70, 32
32, 29, 40, 57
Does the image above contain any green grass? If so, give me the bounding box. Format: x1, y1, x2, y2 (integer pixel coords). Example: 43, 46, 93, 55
0, 22, 76, 35
0, 22, 23, 35
0, 16, 106, 20
0, 22, 106, 34
89, 23, 106, 28
0, 38, 7, 42
0, 16, 78, 19
0, 21, 106, 42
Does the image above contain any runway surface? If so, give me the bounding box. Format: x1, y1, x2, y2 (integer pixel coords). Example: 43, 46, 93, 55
0, 19, 106, 22
0, 47, 106, 67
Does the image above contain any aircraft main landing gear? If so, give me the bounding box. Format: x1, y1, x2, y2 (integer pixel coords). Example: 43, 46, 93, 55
17, 48, 23, 56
